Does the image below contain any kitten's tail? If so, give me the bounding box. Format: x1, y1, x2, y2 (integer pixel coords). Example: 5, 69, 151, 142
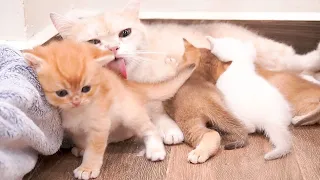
292, 105, 320, 126
131, 63, 196, 102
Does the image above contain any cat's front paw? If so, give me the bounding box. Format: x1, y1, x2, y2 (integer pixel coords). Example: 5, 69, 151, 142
154, 115, 184, 145
165, 57, 178, 66
161, 127, 184, 145
146, 145, 166, 161
73, 165, 101, 180
187, 147, 211, 164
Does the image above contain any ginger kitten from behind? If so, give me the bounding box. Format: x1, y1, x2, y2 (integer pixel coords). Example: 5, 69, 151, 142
164, 40, 248, 164
23, 40, 196, 179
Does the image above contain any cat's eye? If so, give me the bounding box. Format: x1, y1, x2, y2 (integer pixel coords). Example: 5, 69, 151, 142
87, 39, 101, 44
119, 28, 132, 38
56, 90, 68, 97
81, 86, 91, 93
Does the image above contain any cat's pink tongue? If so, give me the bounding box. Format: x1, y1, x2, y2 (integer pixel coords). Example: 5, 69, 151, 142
107, 58, 127, 79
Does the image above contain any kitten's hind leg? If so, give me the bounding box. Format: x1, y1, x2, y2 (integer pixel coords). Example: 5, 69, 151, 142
207, 104, 249, 150
263, 124, 292, 160
174, 116, 221, 164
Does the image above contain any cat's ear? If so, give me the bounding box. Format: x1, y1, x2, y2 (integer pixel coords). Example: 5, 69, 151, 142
94, 54, 116, 67
122, 0, 140, 19
23, 52, 46, 71
50, 12, 77, 37
183, 38, 196, 50
205, 36, 215, 50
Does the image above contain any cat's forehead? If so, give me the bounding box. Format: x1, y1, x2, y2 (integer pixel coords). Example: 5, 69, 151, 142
71, 13, 136, 41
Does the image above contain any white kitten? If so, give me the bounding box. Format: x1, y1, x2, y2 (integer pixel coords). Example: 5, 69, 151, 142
207, 36, 292, 160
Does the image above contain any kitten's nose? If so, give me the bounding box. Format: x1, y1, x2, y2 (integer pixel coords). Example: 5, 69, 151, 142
107, 46, 119, 55
72, 101, 80, 107
72, 96, 81, 107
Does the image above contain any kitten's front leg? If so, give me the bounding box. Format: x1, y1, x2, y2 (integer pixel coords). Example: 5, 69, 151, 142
125, 109, 166, 161
73, 123, 110, 180
147, 101, 184, 145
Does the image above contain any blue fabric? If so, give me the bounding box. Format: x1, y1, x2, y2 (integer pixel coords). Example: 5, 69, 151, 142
0, 45, 63, 180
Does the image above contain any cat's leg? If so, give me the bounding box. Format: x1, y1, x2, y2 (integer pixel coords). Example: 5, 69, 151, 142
125, 107, 166, 161
263, 124, 292, 160
73, 121, 110, 180
71, 147, 84, 157
174, 116, 221, 164
69, 133, 86, 157
147, 101, 184, 145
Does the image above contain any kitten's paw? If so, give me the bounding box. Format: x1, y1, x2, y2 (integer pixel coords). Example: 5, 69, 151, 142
155, 116, 184, 145
71, 147, 84, 157
188, 148, 211, 164
73, 166, 101, 180
162, 127, 184, 145
146, 146, 166, 161
165, 57, 178, 68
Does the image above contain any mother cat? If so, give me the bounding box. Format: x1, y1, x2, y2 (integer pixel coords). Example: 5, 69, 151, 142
50, 0, 320, 145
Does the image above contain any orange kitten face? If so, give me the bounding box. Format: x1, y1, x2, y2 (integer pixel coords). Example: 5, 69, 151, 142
23, 40, 114, 109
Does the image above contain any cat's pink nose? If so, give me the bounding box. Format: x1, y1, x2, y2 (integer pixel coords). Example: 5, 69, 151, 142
72, 101, 80, 107
107, 46, 119, 55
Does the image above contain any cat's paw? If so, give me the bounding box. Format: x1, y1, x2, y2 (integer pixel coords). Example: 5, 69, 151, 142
71, 147, 84, 157
165, 57, 178, 66
155, 116, 184, 145
73, 165, 101, 180
146, 145, 166, 161
162, 127, 184, 145
187, 148, 211, 164
165, 57, 179, 69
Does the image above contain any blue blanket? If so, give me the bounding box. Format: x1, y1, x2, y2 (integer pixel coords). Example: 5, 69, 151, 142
0, 45, 63, 180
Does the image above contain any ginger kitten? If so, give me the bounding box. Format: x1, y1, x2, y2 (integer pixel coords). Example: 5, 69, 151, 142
207, 37, 292, 160
163, 40, 248, 164
49, 0, 320, 146
23, 40, 196, 179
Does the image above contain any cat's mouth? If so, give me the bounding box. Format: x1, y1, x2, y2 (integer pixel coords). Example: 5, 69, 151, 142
107, 58, 127, 79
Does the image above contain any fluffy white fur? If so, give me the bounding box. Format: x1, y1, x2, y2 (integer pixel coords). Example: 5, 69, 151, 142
49, 0, 320, 145
207, 36, 292, 160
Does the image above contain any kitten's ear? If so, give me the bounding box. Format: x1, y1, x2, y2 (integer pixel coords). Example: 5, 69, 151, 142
23, 52, 45, 71
94, 53, 116, 67
205, 36, 215, 50
183, 38, 196, 51
122, 0, 140, 19
50, 12, 77, 37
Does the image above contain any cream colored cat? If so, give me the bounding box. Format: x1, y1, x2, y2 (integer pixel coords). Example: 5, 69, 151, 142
50, 0, 320, 144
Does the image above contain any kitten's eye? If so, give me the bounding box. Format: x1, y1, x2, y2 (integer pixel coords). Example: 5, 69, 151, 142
56, 90, 68, 97
119, 28, 132, 38
81, 86, 91, 93
87, 39, 101, 44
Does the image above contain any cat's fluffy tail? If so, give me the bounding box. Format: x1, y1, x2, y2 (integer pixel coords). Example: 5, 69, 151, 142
132, 63, 196, 102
